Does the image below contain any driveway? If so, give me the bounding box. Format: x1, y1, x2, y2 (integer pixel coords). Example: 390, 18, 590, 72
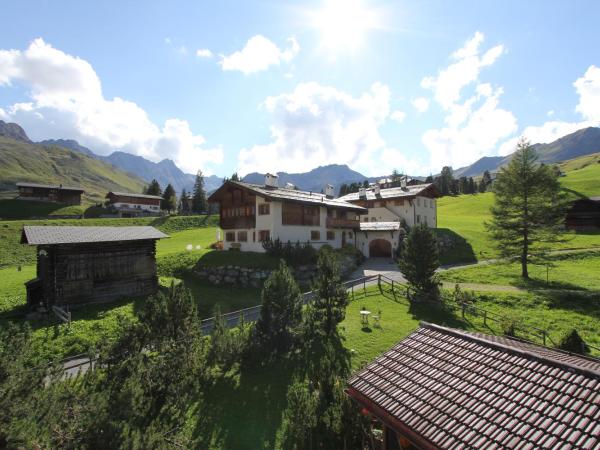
350, 257, 406, 283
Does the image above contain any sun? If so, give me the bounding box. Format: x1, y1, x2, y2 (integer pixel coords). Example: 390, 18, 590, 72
311, 0, 381, 52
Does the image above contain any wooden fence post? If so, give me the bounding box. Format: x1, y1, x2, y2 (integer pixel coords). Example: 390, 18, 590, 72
363, 278, 366, 296
377, 274, 382, 294
542, 330, 546, 346
351, 284, 354, 300
461, 303, 466, 319
483, 310, 487, 326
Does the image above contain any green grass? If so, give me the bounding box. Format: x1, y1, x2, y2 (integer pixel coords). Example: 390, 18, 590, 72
0, 200, 84, 220
0, 265, 34, 314
558, 152, 600, 197
440, 250, 600, 290
0, 214, 219, 268
196, 250, 279, 270
157, 228, 218, 256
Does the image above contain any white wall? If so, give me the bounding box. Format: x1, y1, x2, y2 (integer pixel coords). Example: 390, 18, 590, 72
112, 202, 160, 212
357, 196, 437, 228
355, 230, 401, 258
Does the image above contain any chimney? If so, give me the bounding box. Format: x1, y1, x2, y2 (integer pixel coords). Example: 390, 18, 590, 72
285, 182, 296, 189
401, 177, 407, 190
325, 184, 335, 198
373, 185, 380, 196
358, 187, 366, 198
265, 173, 279, 188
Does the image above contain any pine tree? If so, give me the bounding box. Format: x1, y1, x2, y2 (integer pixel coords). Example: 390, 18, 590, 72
399, 224, 440, 298
459, 176, 469, 194
191, 170, 208, 213
468, 177, 476, 194
486, 138, 569, 278
230, 172, 240, 182
161, 183, 177, 212
254, 260, 303, 355
439, 166, 454, 196
425, 174, 434, 183
145, 179, 162, 196
178, 188, 189, 214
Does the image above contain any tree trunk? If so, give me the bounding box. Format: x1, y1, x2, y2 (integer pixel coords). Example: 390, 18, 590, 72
522, 234, 529, 279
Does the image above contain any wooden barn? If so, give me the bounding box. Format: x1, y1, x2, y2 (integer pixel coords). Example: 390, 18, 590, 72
21, 226, 168, 307
566, 196, 600, 229
16, 182, 84, 205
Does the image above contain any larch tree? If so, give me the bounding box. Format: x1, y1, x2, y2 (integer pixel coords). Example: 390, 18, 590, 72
191, 170, 208, 213
486, 138, 569, 278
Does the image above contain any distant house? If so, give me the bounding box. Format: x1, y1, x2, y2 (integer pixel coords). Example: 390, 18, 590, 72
347, 322, 600, 450
16, 182, 84, 205
338, 181, 441, 257
21, 226, 168, 307
208, 174, 367, 252
105, 191, 162, 217
566, 196, 600, 229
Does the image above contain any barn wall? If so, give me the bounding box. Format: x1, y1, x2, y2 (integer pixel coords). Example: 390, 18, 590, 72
43, 240, 159, 305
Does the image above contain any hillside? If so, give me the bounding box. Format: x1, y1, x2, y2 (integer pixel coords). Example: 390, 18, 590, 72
0, 136, 147, 203
438, 152, 600, 264
455, 126, 600, 178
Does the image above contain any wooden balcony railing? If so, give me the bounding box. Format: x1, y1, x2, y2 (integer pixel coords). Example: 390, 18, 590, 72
220, 216, 256, 229
326, 217, 361, 229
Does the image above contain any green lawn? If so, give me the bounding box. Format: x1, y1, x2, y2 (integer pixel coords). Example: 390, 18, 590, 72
439, 250, 600, 291
157, 227, 218, 256
0, 200, 84, 220
558, 152, 600, 197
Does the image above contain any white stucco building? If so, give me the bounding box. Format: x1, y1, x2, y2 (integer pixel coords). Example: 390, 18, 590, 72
105, 191, 162, 217
208, 175, 367, 253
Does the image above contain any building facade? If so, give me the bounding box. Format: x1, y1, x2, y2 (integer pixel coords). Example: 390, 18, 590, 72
105, 191, 162, 217
16, 182, 84, 205
208, 176, 367, 252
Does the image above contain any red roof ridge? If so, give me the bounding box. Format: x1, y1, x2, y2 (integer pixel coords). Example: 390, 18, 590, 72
420, 321, 600, 379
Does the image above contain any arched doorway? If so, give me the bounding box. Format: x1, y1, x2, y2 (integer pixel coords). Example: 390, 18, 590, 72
369, 239, 392, 257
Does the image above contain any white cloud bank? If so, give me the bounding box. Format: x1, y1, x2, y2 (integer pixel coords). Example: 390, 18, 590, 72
196, 48, 213, 58
0, 38, 222, 174
220, 35, 299, 74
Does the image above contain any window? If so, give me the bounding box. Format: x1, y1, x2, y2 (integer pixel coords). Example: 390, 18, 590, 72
258, 203, 270, 215
258, 230, 270, 241
417, 215, 421, 223
225, 232, 235, 242
371, 217, 376, 222
237, 231, 248, 242
363, 217, 369, 222
430, 200, 434, 209
311, 230, 320, 240
326, 230, 335, 240
282, 203, 320, 226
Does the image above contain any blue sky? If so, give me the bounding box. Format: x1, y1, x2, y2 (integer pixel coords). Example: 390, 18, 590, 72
1, 0, 599, 177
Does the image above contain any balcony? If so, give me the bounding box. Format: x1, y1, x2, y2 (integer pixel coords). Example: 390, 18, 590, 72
220, 216, 256, 229
326, 217, 361, 229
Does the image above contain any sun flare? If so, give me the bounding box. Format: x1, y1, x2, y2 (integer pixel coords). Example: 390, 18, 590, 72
312, 0, 381, 51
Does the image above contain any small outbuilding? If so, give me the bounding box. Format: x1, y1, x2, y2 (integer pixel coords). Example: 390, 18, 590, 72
347, 322, 600, 450
16, 182, 84, 205
22, 226, 168, 307
566, 196, 600, 229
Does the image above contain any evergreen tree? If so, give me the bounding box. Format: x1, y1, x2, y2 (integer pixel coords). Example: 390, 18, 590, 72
399, 224, 440, 299
478, 177, 487, 193
178, 188, 189, 214
459, 176, 469, 194
254, 260, 303, 355
191, 170, 208, 213
481, 170, 492, 191
486, 138, 569, 278
230, 172, 241, 182
338, 183, 347, 197
161, 183, 177, 212
468, 177, 476, 194
145, 179, 162, 196
438, 166, 454, 196
425, 174, 434, 183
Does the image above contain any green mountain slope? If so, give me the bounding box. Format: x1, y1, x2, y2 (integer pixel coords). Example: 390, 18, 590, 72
0, 136, 147, 203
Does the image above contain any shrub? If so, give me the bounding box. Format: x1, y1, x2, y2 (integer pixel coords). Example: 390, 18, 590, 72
262, 238, 317, 266
557, 329, 589, 354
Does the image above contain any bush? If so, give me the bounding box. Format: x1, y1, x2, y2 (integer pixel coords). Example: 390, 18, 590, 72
557, 329, 589, 354
209, 240, 223, 250
262, 238, 317, 266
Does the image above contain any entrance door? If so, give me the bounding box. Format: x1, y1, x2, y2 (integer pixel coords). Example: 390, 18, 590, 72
369, 239, 392, 257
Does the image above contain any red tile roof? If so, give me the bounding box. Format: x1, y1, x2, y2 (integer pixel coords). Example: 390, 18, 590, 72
347, 323, 600, 450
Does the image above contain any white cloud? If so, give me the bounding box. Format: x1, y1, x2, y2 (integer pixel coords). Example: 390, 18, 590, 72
547, 109, 555, 117
220, 35, 299, 74
390, 110, 406, 123
196, 48, 213, 58
411, 97, 429, 113
0, 38, 222, 175
421, 31, 504, 110
238, 82, 391, 175
574, 65, 600, 122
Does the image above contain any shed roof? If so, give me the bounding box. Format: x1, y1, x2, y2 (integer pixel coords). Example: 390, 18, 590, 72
21, 226, 169, 245
16, 182, 84, 193
106, 191, 163, 200
347, 322, 600, 450
359, 222, 401, 231
338, 183, 440, 202
208, 180, 367, 213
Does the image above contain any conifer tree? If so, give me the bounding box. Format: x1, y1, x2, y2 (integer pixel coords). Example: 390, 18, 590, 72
161, 183, 177, 212
191, 170, 208, 213
399, 224, 440, 298
486, 138, 569, 278
145, 179, 162, 196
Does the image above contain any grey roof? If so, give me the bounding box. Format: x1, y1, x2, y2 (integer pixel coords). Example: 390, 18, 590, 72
106, 191, 163, 200
212, 181, 367, 212
338, 183, 437, 202
22, 226, 169, 245
16, 182, 84, 192
359, 222, 401, 231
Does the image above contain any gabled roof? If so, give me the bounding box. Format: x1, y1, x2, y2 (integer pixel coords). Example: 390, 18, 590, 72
21, 226, 168, 245
106, 191, 163, 200
359, 222, 401, 231
347, 323, 600, 450
338, 183, 440, 202
208, 180, 367, 213
16, 182, 84, 193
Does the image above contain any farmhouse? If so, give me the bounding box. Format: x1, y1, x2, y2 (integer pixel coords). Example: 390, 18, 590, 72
208, 174, 367, 252
16, 182, 84, 205
21, 226, 168, 307
105, 191, 162, 217
338, 181, 441, 258
347, 322, 600, 450
566, 196, 600, 229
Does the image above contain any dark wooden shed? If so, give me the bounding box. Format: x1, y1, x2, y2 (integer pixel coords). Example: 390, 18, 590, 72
21, 226, 169, 308
566, 196, 600, 229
